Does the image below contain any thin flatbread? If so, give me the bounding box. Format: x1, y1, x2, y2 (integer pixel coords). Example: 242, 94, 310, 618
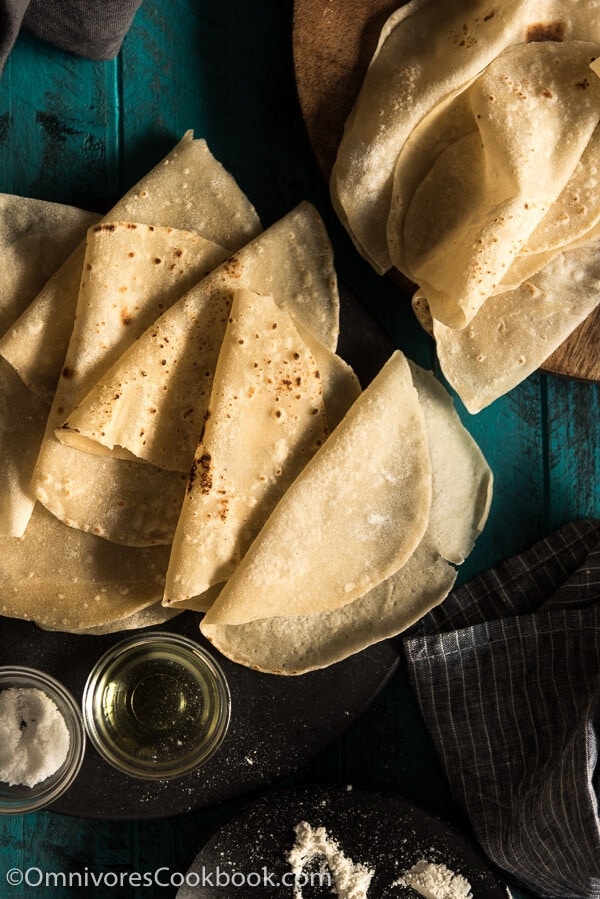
54, 203, 340, 477
32, 222, 231, 547
33, 204, 339, 547
0, 358, 49, 536
401, 41, 600, 328
0, 505, 171, 633
0, 131, 262, 403
201, 350, 432, 628
200, 360, 492, 673
0, 195, 100, 536
163, 288, 354, 607
331, 0, 558, 274
428, 237, 600, 413
331, 0, 600, 275
0, 193, 100, 336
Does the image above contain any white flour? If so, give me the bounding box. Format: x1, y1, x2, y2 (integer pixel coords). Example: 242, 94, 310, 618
393, 859, 473, 899
287, 821, 374, 899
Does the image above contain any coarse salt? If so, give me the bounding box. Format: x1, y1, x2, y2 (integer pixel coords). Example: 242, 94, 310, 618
0, 687, 70, 787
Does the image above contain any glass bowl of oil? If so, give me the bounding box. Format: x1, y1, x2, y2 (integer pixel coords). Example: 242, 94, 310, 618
82, 632, 231, 780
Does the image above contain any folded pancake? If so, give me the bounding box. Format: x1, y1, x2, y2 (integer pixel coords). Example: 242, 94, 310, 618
33, 204, 339, 547
400, 41, 600, 329
0, 505, 172, 633
201, 350, 431, 633
0, 131, 262, 404
0, 359, 49, 537
332, 0, 600, 410
331, 0, 564, 274
0, 193, 100, 336
32, 222, 231, 547
201, 359, 492, 673
163, 288, 359, 608
423, 237, 600, 413
54, 203, 340, 477
0, 195, 101, 537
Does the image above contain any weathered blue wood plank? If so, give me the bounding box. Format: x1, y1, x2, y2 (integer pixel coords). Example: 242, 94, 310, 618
545, 375, 600, 529
0, 33, 120, 204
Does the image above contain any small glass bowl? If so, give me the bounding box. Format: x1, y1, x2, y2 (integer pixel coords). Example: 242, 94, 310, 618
0, 667, 86, 814
83, 632, 231, 780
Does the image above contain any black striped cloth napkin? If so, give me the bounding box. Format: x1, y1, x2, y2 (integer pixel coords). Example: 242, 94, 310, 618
0, 0, 144, 73
403, 518, 600, 898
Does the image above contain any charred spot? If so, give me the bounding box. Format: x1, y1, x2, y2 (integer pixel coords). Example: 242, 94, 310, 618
94, 223, 116, 232
483, 10, 494, 21
121, 308, 134, 325
576, 78, 591, 89
126, 223, 138, 230
154, 257, 162, 264
187, 451, 212, 495
128, 251, 135, 258
61, 366, 76, 379
293, 352, 300, 360
218, 498, 228, 521
526, 21, 565, 42
223, 255, 241, 277
173, 248, 183, 257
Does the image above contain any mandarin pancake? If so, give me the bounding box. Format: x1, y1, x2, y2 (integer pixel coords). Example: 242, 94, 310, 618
200, 354, 492, 674
53, 203, 340, 478
327, 0, 600, 404
0, 195, 100, 536
163, 288, 330, 605
0, 131, 262, 405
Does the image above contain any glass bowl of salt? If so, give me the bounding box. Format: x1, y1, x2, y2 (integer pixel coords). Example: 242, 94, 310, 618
0, 667, 85, 814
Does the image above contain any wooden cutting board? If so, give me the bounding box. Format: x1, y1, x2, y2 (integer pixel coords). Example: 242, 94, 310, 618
293, 0, 600, 381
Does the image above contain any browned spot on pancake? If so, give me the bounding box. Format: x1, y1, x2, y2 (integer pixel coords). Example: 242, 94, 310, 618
188, 451, 212, 495
526, 21, 565, 42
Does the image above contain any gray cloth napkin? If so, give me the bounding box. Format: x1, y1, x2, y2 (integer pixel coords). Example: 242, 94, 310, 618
403, 518, 600, 898
0, 0, 143, 73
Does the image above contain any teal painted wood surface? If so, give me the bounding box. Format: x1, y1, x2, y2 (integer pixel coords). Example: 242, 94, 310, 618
0, 1, 598, 897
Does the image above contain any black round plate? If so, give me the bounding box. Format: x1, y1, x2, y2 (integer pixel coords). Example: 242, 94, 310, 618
176, 784, 509, 897
0, 289, 401, 820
